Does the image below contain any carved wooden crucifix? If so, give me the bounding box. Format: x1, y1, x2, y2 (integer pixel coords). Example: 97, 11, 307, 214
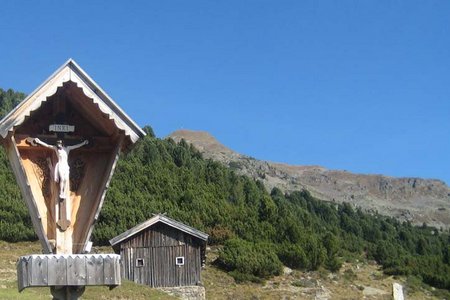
32, 137, 88, 231
29, 139, 88, 231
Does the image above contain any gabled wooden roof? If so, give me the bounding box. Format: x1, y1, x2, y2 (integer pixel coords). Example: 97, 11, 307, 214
109, 214, 209, 246
0, 58, 145, 143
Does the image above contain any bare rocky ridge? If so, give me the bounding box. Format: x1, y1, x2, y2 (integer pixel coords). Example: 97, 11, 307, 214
168, 129, 450, 229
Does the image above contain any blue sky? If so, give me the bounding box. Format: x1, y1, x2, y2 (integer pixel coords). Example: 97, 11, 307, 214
1, 1, 449, 184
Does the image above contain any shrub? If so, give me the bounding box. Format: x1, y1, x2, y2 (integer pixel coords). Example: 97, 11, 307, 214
325, 256, 342, 272
217, 238, 282, 281
229, 271, 265, 284
208, 225, 235, 244
277, 242, 308, 269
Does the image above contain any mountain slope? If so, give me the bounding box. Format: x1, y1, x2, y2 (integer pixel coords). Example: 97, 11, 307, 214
168, 129, 450, 229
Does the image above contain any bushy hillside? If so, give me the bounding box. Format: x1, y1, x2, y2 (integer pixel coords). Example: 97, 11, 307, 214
0, 89, 35, 241
98, 134, 450, 289
0, 88, 449, 292
169, 130, 450, 230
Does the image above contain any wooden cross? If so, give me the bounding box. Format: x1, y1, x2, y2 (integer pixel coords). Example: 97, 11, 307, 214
57, 197, 71, 231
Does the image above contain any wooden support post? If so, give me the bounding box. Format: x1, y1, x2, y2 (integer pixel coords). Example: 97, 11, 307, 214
50, 286, 85, 300
57, 196, 71, 231
55, 192, 73, 254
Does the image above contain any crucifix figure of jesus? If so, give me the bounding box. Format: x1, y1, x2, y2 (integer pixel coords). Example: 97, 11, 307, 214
33, 138, 88, 199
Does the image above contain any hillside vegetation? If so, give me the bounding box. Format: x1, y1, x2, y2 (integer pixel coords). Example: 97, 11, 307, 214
169, 129, 450, 230
0, 88, 449, 294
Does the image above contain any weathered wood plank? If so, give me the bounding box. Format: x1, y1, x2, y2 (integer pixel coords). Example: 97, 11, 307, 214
30, 255, 48, 286
86, 255, 104, 285
67, 256, 87, 285
103, 255, 121, 285
17, 256, 29, 292
49, 256, 67, 286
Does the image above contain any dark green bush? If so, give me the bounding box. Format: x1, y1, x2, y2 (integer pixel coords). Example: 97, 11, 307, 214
228, 271, 265, 284
217, 238, 282, 280
325, 256, 342, 272
277, 242, 308, 269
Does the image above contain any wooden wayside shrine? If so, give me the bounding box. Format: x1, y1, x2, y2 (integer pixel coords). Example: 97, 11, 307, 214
0, 59, 145, 299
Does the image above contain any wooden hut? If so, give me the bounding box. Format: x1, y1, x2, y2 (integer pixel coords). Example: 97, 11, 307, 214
109, 214, 208, 287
